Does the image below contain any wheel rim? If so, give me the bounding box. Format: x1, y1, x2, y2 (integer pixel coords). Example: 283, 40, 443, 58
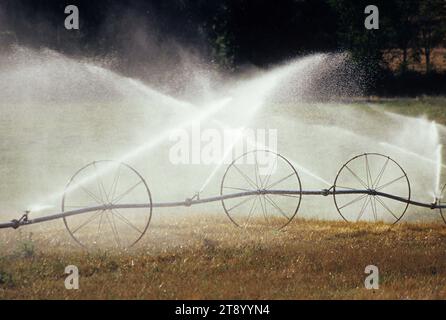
220, 150, 302, 229
62, 160, 152, 249
333, 153, 410, 224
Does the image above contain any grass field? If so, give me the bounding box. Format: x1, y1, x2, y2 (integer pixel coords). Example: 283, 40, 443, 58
1, 214, 446, 299
1, 97, 446, 300
366, 96, 446, 124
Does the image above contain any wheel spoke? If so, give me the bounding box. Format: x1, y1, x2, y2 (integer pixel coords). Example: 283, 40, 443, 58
265, 172, 295, 190
232, 164, 258, 190
261, 157, 277, 191
65, 205, 91, 208
375, 196, 399, 221
365, 155, 372, 188
223, 186, 252, 192
258, 195, 269, 223
372, 158, 389, 189
274, 193, 301, 199
244, 196, 258, 226
371, 197, 378, 222
345, 165, 369, 189
227, 195, 256, 212
79, 185, 103, 205
376, 175, 406, 191
254, 156, 261, 189
338, 193, 368, 210
112, 209, 144, 234
112, 180, 143, 204
108, 165, 122, 201
261, 195, 270, 222
95, 211, 105, 244
356, 196, 370, 221
336, 185, 360, 191
106, 212, 121, 247
94, 162, 109, 203
264, 194, 290, 220
71, 210, 102, 234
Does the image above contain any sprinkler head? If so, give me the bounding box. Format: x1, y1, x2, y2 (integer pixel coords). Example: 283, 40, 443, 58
24, 210, 30, 220
431, 197, 439, 209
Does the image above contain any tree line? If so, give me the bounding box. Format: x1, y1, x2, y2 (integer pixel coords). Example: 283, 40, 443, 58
1, 0, 446, 95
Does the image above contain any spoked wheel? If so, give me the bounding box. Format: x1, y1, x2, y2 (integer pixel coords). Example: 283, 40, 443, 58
438, 183, 446, 224
220, 150, 302, 229
62, 160, 152, 249
333, 153, 411, 224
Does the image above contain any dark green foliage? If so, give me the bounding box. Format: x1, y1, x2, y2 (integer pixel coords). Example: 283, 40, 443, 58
327, 0, 446, 93
1, 0, 445, 94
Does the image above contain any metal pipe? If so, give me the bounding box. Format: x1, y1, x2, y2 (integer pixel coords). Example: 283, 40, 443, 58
0, 189, 443, 230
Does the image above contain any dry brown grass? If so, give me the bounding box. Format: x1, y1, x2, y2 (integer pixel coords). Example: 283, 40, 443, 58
1, 213, 446, 299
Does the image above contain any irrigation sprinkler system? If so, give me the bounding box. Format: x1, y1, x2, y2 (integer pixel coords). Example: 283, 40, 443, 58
1, 150, 445, 249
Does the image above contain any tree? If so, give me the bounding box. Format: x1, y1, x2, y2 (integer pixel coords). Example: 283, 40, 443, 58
415, 0, 446, 73
202, 2, 235, 70
327, 0, 391, 81
387, 0, 420, 73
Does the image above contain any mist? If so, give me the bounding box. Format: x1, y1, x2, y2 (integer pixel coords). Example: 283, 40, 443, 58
0, 42, 443, 229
